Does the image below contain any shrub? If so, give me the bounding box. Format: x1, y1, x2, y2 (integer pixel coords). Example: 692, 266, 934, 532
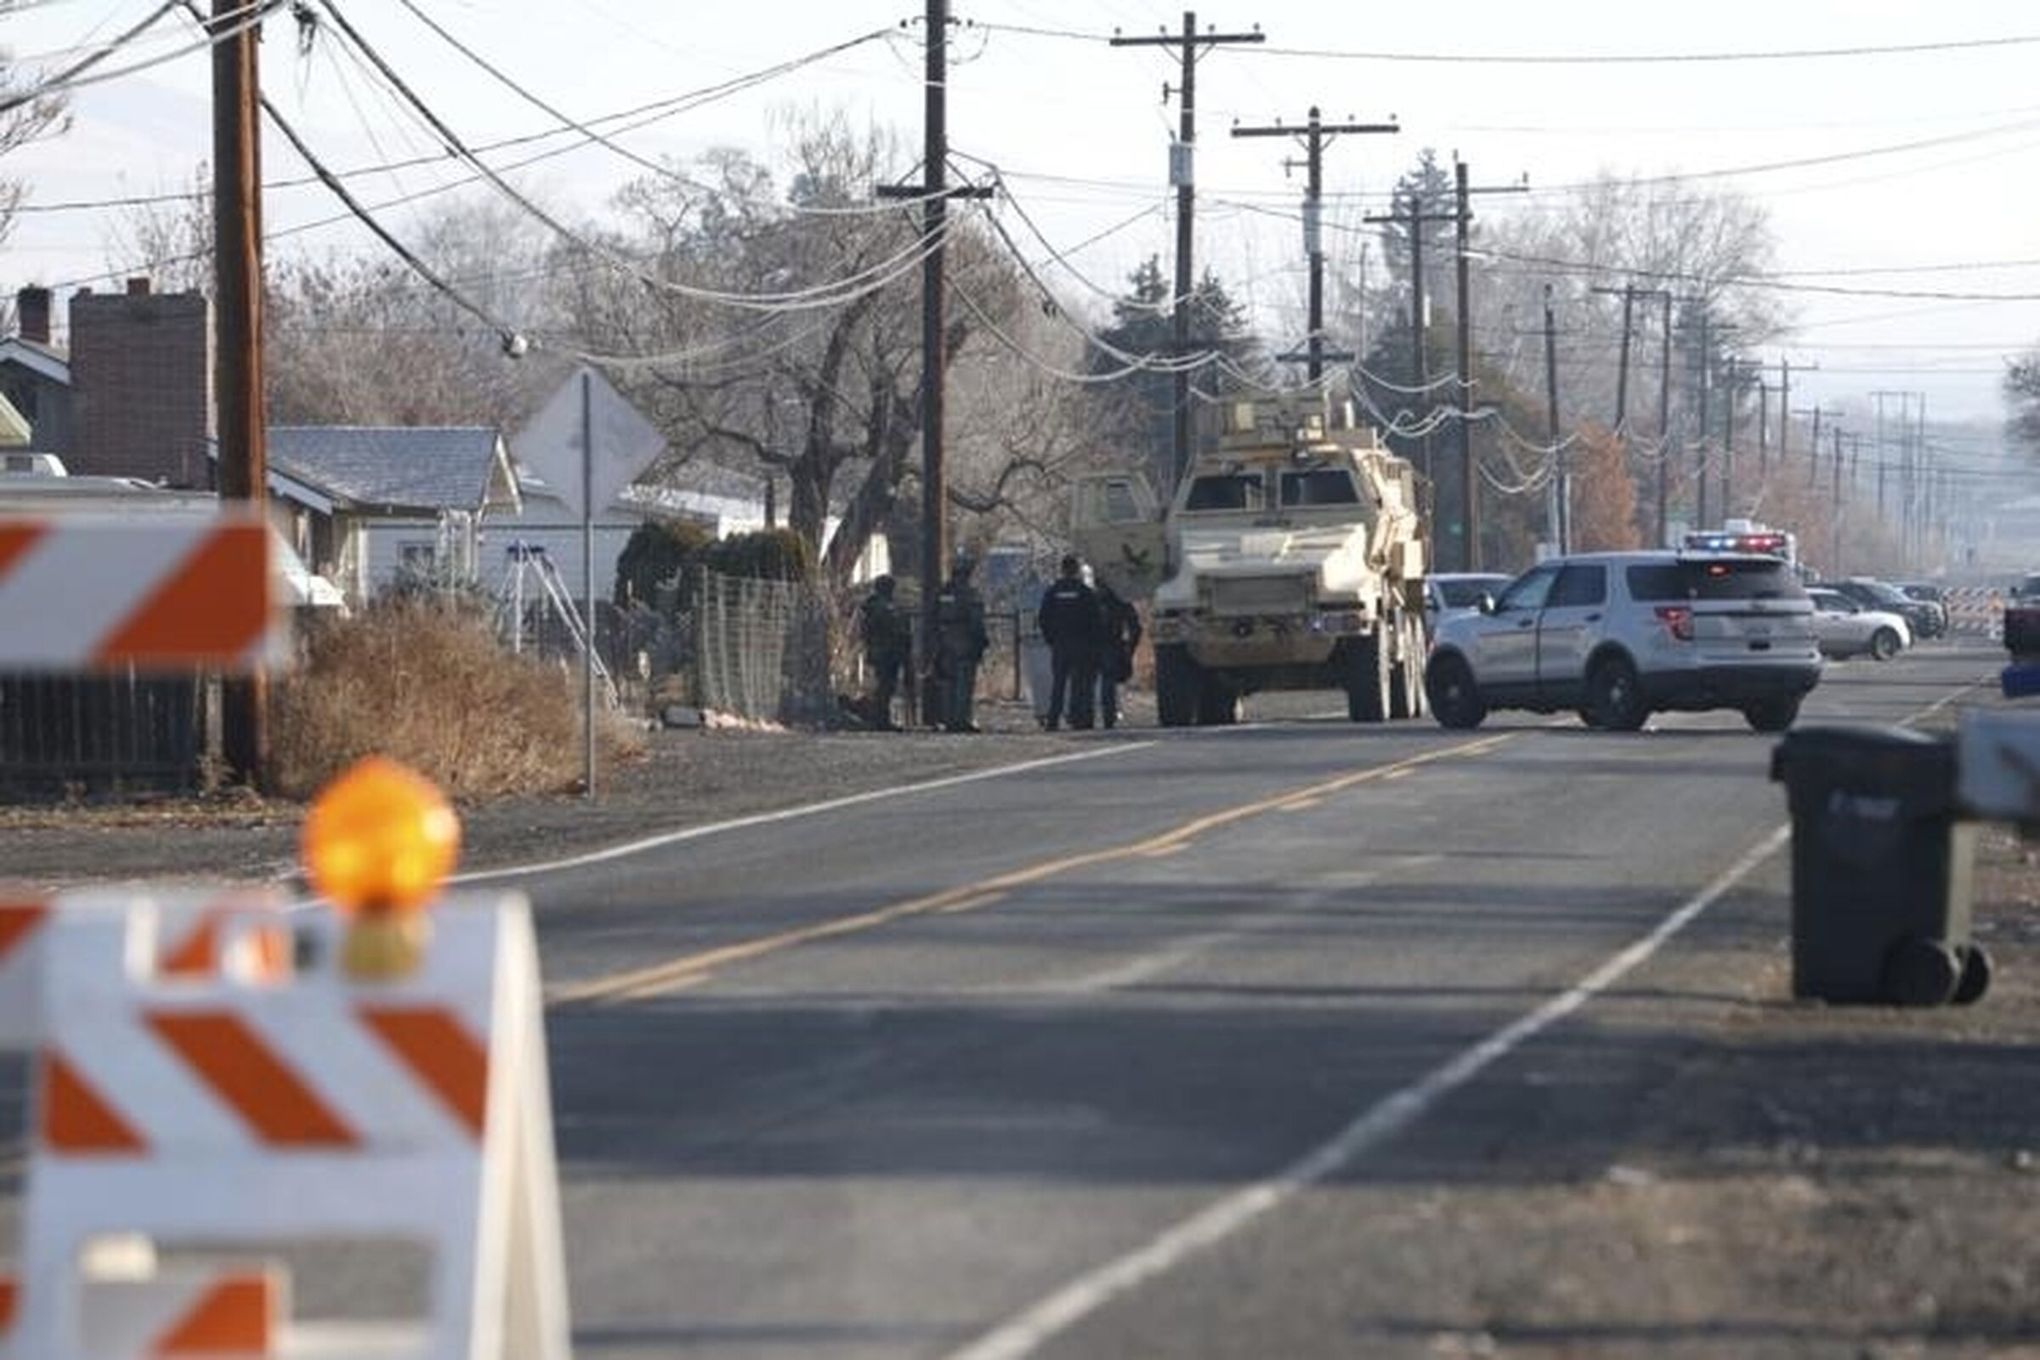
270, 596, 632, 801
701, 528, 814, 583
614, 518, 714, 609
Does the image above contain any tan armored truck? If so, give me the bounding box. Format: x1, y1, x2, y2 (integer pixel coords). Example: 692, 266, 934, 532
1071, 390, 1429, 726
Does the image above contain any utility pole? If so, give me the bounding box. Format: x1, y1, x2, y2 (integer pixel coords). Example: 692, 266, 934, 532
1442, 160, 1528, 571
213, 0, 267, 785
1831, 424, 1845, 573
1654, 290, 1672, 547
1589, 284, 1639, 432
1363, 197, 1455, 497
879, 0, 993, 726
1114, 13, 1264, 483
1756, 376, 1769, 476
1872, 389, 1898, 521
1543, 285, 1566, 553
1777, 358, 1790, 464
1694, 311, 1710, 530
1232, 106, 1395, 383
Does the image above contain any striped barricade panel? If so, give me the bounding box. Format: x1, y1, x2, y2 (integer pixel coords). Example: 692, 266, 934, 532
0, 1263, 280, 1360
4, 893, 568, 1360
0, 512, 280, 673
1944, 586, 2004, 639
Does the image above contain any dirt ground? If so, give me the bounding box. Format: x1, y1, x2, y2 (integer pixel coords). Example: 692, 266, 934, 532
1315, 826, 2040, 1360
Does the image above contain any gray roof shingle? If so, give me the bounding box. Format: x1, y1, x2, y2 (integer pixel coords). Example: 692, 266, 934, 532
268, 426, 507, 512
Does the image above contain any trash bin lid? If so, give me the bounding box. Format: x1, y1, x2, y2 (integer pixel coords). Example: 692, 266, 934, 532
1769, 723, 1956, 802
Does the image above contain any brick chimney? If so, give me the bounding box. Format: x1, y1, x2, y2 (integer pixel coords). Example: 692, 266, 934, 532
15, 286, 51, 345
68, 283, 215, 488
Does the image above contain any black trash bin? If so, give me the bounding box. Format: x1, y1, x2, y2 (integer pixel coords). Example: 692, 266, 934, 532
1769, 725, 1988, 1006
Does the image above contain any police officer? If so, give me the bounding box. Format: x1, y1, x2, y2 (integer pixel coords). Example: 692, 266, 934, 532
1037, 554, 1103, 730
1094, 578, 1142, 729
857, 574, 907, 730
934, 556, 989, 733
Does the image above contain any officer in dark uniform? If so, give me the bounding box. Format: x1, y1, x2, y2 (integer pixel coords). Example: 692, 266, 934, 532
857, 574, 907, 730
1037, 554, 1104, 730
934, 556, 989, 733
1094, 578, 1142, 729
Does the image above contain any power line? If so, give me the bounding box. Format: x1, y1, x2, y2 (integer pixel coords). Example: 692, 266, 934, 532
0, 0, 184, 114
965, 18, 2040, 65
2, 0, 280, 109
12, 24, 899, 217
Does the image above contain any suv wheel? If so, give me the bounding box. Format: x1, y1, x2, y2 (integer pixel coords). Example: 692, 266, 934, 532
1425, 653, 1486, 730
1155, 644, 1199, 727
1870, 627, 1901, 662
1197, 674, 1241, 726
1742, 695, 1801, 733
1346, 634, 1390, 723
1585, 655, 1649, 732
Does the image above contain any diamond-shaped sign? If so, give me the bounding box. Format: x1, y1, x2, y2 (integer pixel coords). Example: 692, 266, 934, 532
510, 368, 666, 518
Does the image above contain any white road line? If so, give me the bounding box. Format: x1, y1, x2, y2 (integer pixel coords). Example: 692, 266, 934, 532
946, 671, 1992, 1360
450, 741, 1159, 885
943, 822, 1792, 1360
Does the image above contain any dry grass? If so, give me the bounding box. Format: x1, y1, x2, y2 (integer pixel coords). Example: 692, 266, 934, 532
271, 599, 639, 801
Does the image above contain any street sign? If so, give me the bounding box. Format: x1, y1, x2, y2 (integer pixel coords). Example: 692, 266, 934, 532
509, 368, 666, 518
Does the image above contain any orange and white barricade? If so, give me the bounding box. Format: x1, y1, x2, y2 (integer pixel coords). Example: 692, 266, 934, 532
0, 511, 282, 672
0, 890, 568, 1360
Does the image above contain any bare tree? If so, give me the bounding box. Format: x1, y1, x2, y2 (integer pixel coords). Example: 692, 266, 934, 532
0, 52, 70, 256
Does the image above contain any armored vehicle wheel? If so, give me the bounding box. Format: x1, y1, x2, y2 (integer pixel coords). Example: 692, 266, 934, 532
1389, 614, 1426, 720
1426, 654, 1486, 730
1155, 644, 1200, 728
1196, 674, 1241, 725
1346, 634, 1391, 723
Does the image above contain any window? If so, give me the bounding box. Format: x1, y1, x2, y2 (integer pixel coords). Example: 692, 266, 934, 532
1278, 469, 1360, 507
1103, 481, 1141, 522
1549, 564, 1607, 608
1184, 473, 1264, 512
1628, 560, 1807, 602
1495, 564, 1559, 612
399, 541, 437, 571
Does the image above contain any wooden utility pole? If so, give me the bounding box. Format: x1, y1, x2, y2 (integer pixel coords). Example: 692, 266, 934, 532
1113, 12, 1263, 483
1543, 285, 1566, 553
1449, 160, 1526, 571
1653, 290, 1672, 547
879, 0, 992, 725
213, 0, 267, 784
1231, 105, 1396, 381
1362, 196, 1455, 487
1831, 425, 1845, 573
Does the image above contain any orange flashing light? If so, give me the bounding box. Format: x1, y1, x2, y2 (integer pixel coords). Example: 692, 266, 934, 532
304, 756, 460, 911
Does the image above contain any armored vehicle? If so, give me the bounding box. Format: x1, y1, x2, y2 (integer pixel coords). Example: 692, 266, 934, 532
1072, 390, 1429, 726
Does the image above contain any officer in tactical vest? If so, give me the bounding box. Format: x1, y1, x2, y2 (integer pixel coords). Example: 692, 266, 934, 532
934, 556, 989, 733
1037, 554, 1103, 730
857, 573, 908, 730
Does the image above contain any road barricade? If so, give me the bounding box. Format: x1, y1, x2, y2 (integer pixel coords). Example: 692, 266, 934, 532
0, 886, 570, 1360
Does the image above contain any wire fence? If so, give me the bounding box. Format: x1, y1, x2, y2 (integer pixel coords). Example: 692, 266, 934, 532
691, 569, 834, 722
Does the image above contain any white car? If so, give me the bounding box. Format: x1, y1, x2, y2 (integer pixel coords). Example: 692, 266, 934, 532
1806, 587, 1910, 661
1424, 573, 1513, 625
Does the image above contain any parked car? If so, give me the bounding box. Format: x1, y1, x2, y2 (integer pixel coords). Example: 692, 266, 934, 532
1425, 551, 1821, 734
1894, 581, 1948, 638
1806, 586, 1910, 661
1424, 573, 1513, 624
1830, 578, 1939, 641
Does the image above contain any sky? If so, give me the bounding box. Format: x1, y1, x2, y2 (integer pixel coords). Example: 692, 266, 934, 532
5, 0, 2040, 436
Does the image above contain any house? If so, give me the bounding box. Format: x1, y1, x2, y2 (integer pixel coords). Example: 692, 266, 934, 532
264, 426, 522, 604
0, 286, 74, 458
2, 279, 212, 484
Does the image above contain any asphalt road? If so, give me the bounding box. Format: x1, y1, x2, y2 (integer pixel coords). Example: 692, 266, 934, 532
509, 644, 1992, 1358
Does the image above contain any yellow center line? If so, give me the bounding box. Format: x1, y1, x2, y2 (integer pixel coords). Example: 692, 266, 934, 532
548, 731, 1516, 1006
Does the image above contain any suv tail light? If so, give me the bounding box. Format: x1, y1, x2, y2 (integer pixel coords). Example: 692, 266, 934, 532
1655, 605, 1694, 642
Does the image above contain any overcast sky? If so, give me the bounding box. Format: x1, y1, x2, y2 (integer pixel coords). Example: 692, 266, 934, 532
6, 0, 2039, 428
